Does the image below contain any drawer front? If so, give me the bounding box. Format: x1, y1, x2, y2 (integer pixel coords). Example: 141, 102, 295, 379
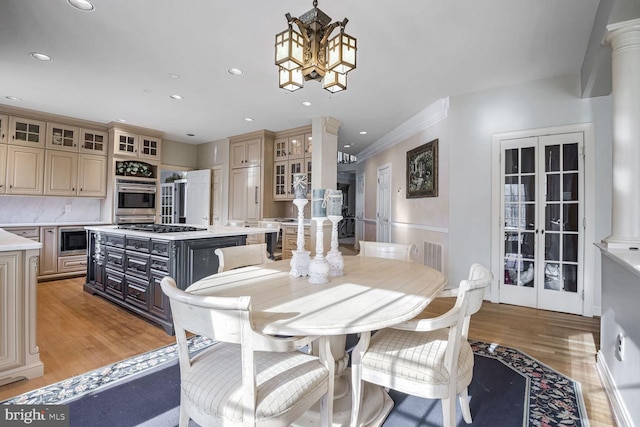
150, 255, 170, 274
5, 226, 40, 239
57, 255, 87, 273
283, 235, 310, 259
284, 225, 310, 237
125, 252, 150, 278
125, 274, 150, 310
150, 240, 170, 257
126, 236, 150, 253
105, 234, 125, 249
105, 269, 125, 299
105, 247, 125, 272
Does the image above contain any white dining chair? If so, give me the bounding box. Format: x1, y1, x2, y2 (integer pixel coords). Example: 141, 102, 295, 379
214, 243, 271, 273
349, 263, 492, 427
161, 277, 335, 427
358, 240, 416, 262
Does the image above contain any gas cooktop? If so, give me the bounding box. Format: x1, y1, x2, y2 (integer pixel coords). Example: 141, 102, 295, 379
117, 224, 206, 233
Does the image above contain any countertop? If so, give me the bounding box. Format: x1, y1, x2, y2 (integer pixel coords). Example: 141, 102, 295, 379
0, 221, 111, 228
84, 225, 278, 241
596, 241, 640, 277
0, 229, 42, 251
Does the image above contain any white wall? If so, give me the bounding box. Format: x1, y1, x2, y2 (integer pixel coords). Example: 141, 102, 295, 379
161, 139, 197, 168
448, 73, 612, 311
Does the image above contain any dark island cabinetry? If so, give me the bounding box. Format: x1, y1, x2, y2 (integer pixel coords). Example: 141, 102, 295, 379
84, 229, 246, 334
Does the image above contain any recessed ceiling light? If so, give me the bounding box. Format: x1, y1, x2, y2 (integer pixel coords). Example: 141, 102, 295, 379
359, 131, 367, 135
67, 0, 95, 11
168, 73, 180, 79
343, 144, 351, 148
170, 94, 183, 100
228, 68, 244, 76
244, 117, 254, 122
301, 101, 312, 107
5, 96, 22, 101
30, 52, 52, 61
116, 118, 127, 123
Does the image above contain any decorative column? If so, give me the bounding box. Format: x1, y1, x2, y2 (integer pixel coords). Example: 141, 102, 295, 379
605, 19, 640, 246
290, 174, 311, 277
309, 189, 330, 284
325, 189, 344, 276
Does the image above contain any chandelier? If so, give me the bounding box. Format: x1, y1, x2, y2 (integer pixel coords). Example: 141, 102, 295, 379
275, 0, 357, 93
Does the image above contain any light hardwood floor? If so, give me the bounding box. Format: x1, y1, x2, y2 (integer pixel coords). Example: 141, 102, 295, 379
0, 275, 615, 426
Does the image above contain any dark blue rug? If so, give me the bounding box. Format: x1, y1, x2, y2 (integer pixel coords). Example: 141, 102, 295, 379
1, 340, 589, 427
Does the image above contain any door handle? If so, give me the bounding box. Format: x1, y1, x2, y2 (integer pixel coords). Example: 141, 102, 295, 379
255, 187, 259, 204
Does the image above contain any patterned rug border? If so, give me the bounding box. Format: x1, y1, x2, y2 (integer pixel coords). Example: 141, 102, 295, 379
0, 335, 215, 406
2, 339, 590, 427
470, 340, 590, 427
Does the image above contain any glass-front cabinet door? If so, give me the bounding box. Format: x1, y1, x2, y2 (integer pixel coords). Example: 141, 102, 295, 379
499, 133, 584, 315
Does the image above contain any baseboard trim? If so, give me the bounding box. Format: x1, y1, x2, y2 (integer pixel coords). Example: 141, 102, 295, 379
596, 350, 633, 427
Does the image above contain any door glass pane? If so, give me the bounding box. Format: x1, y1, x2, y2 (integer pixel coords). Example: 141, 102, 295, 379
546, 174, 560, 201
545, 204, 560, 230
563, 264, 578, 292
544, 263, 561, 290
563, 203, 579, 231
563, 143, 579, 171
563, 234, 578, 262
504, 176, 518, 202
545, 233, 560, 261
521, 176, 535, 201
505, 149, 518, 174
563, 173, 578, 201
524, 204, 535, 230
545, 145, 560, 172
521, 147, 535, 173
522, 232, 535, 259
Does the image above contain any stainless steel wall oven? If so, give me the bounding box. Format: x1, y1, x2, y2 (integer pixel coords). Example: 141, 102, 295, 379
115, 178, 157, 224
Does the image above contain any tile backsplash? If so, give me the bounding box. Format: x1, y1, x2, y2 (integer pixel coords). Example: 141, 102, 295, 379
0, 196, 102, 224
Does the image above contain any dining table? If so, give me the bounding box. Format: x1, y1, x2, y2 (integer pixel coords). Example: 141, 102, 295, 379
186, 255, 447, 427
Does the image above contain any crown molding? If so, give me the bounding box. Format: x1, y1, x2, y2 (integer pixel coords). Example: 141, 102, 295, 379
356, 97, 449, 162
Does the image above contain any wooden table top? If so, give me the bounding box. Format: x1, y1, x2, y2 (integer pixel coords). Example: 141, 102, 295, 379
186, 256, 447, 336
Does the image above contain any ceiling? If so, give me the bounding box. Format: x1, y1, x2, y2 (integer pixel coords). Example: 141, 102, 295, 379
0, 0, 600, 156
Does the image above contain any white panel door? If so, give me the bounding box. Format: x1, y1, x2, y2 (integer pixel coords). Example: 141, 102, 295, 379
376, 165, 391, 242
186, 169, 211, 226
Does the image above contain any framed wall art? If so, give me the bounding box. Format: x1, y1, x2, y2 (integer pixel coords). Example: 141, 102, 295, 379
406, 138, 438, 198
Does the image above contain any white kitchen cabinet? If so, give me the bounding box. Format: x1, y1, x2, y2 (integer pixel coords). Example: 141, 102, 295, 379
0, 144, 6, 194
273, 133, 308, 161
45, 122, 80, 152
112, 129, 161, 160
77, 154, 107, 197
44, 150, 78, 196
39, 226, 57, 276
8, 116, 46, 148
44, 151, 106, 197
273, 157, 310, 200
0, 248, 44, 383
5, 145, 44, 195
230, 138, 261, 168
79, 129, 107, 155
230, 166, 261, 224
0, 114, 8, 144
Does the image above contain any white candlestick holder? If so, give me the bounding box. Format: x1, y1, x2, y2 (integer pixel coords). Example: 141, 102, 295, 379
308, 217, 330, 284
326, 215, 344, 277
290, 198, 311, 277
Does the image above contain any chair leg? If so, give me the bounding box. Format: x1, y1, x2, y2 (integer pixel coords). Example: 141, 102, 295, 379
179, 405, 189, 427
459, 387, 473, 424
441, 397, 456, 427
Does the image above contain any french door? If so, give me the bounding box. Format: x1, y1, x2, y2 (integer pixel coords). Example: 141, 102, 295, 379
376, 165, 391, 243
499, 132, 584, 314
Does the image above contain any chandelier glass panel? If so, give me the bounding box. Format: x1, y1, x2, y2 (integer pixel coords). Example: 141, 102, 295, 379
274, 0, 357, 93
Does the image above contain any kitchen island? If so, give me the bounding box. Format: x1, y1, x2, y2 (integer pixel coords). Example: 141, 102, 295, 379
84, 225, 276, 334
0, 229, 44, 385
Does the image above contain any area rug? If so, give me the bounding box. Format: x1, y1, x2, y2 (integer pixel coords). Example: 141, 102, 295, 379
1, 340, 589, 427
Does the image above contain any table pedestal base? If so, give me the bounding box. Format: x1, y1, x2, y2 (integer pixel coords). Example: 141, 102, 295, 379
293, 368, 393, 427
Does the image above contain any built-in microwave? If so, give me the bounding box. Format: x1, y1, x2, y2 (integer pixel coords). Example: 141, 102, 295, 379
58, 227, 87, 256
115, 178, 157, 224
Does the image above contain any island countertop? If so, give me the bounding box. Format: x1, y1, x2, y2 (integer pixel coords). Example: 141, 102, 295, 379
83, 225, 277, 241
0, 229, 42, 251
